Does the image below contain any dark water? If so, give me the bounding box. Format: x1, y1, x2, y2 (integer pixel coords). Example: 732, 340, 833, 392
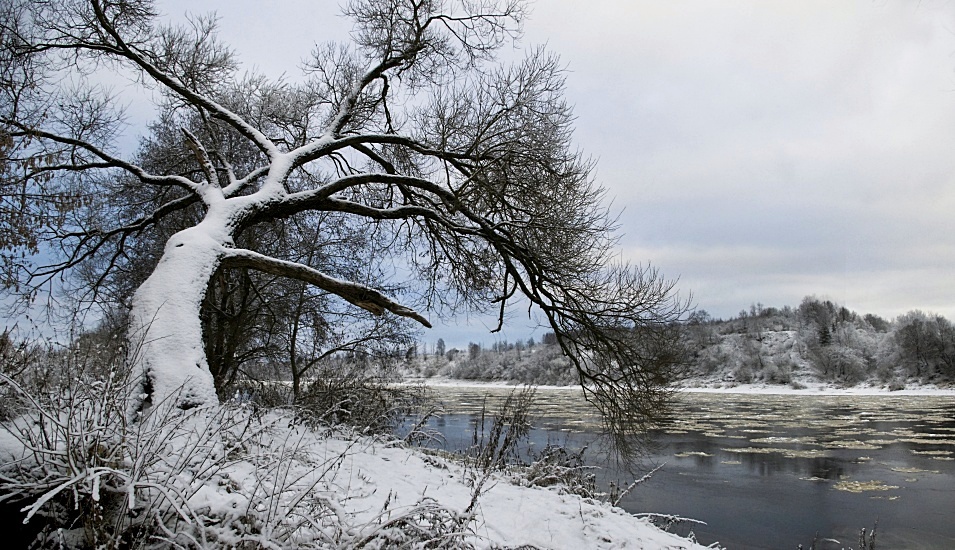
424, 387, 955, 549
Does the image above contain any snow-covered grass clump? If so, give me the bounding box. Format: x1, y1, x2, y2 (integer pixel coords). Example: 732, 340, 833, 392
0, 369, 711, 549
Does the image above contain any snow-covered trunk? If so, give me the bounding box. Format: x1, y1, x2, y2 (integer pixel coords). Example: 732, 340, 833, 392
127, 221, 233, 412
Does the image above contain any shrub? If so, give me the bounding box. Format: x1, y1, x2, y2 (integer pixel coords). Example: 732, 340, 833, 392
463, 387, 536, 475
521, 444, 599, 500
763, 362, 792, 385
295, 363, 434, 436
0, 362, 468, 549
733, 363, 755, 384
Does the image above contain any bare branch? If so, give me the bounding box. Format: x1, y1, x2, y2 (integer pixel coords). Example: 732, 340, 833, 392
85, 0, 279, 157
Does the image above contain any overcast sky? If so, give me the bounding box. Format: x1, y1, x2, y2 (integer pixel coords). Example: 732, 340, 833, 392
154, 0, 955, 345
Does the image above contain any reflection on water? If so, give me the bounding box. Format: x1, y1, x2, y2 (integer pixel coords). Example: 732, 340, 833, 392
426, 387, 955, 549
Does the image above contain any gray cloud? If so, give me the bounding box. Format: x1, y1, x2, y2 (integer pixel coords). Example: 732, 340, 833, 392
520, 1, 955, 319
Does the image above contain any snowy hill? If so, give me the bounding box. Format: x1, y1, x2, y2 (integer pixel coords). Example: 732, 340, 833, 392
408, 298, 955, 391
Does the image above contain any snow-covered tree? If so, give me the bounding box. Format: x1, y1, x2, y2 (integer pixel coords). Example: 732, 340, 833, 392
0, 0, 688, 440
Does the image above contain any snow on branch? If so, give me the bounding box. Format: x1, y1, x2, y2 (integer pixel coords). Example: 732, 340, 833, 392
84, 0, 279, 158
221, 248, 432, 328
5, 125, 198, 192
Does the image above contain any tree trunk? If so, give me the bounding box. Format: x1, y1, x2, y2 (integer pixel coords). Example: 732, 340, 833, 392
127, 222, 230, 412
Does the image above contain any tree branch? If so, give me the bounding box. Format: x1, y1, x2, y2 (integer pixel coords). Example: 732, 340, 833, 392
221, 248, 432, 328
6, 125, 198, 192
87, 0, 278, 158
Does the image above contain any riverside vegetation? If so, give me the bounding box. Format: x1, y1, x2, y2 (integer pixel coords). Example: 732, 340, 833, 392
4, 295, 945, 547
405, 297, 955, 390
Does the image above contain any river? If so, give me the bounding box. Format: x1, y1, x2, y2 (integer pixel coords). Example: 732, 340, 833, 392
421, 386, 955, 549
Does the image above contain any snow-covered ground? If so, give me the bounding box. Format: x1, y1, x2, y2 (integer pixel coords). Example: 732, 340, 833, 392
0, 404, 714, 549
268, 428, 714, 549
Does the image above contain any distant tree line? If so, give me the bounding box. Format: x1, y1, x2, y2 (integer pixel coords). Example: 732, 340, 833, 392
685, 297, 955, 387
405, 297, 955, 389
405, 333, 579, 386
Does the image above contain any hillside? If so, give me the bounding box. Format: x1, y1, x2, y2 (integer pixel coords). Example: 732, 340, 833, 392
406, 297, 955, 391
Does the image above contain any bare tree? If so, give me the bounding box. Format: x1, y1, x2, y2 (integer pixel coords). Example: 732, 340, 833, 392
1, 0, 689, 443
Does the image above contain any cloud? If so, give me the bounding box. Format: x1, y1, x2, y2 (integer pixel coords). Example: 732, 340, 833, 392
518, 0, 955, 319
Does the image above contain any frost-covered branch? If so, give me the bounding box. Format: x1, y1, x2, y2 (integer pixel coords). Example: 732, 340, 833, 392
5, 125, 198, 192
222, 248, 432, 328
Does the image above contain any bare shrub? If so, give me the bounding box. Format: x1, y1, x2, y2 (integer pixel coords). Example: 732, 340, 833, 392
0, 327, 39, 421
733, 362, 755, 384
458, 387, 536, 513
345, 498, 475, 549
463, 387, 536, 474
0, 361, 469, 549
796, 521, 876, 550
227, 378, 294, 408
763, 360, 792, 385
295, 362, 434, 436
521, 444, 599, 500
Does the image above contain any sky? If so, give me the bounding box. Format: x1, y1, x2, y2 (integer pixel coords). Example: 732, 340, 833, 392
149, 0, 955, 346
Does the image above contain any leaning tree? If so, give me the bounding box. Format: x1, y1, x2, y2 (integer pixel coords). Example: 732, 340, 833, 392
1, 0, 689, 441
81, 106, 421, 397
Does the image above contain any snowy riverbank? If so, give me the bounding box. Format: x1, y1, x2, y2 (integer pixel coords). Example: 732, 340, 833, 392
0, 402, 713, 549
273, 428, 715, 549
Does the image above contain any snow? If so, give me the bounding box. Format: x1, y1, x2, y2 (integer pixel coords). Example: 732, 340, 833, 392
195, 413, 713, 549
0, 425, 24, 463
127, 222, 232, 409
678, 383, 955, 396
0, 403, 713, 549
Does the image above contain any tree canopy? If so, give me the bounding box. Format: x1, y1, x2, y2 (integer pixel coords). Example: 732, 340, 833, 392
1, 0, 689, 448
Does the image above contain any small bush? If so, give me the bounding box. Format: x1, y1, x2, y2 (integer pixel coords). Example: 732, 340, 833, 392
733, 363, 754, 384
875, 361, 897, 384
295, 363, 433, 436
887, 379, 905, 391
521, 444, 598, 500
759, 358, 793, 385
228, 379, 293, 408
463, 387, 536, 475
694, 350, 725, 376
